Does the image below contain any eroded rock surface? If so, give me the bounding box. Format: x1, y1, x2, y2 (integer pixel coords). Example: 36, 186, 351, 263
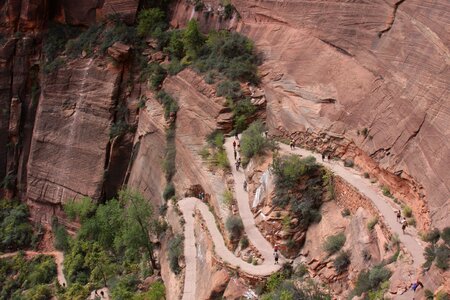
229, 0, 450, 229
26, 59, 121, 221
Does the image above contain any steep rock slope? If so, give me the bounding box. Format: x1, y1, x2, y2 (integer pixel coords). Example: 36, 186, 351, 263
229, 0, 449, 229
26, 59, 122, 221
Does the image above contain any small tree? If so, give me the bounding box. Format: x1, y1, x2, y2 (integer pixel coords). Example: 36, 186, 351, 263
240, 121, 274, 161
137, 8, 166, 37
182, 20, 204, 59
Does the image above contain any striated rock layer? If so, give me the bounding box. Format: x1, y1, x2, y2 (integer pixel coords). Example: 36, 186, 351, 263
226, 0, 450, 229
26, 59, 122, 222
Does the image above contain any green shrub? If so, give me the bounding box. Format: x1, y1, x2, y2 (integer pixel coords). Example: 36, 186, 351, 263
143, 63, 167, 90
240, 236, 249, 249
167, 58, 184, 75
165, 30, 185, 59
435, 244, 450, 270
213, 149, 229, 170
193, 30, 259, 84
441, 227, 450, 245
137, 8, 166, 37
43, 57, 64, 74
136, 281, 166, 300
381, 185, 393, 198
43, 22, 81, 62
223, 3, 235, 19
26, 284, 53, 300
168, 235, 183, 274
225, 215, 244, 240
0, 199, 34, 251
232, 98, 257, 133
333, 251, 351, 274
198, 146, 210, 160
294, 263, 308, 278
216, 80, 242, 99
53, 221, 70, 252
272, 155, 318, 186
436, 291, 450, 300
206, 130, 225, 149
352, 265, 391, 297
240, 121, 274, 162
63, 196, 96, 222
183, 20, 204, 59
323, 232, 346, 255
266, 272, 285, 292
344, 158, 354, 168
402, 205, 412, 218
156, 90, 178, 120
424, 289, 434, 300
65, 23, 104, 57
222, 189, 233, 207
367, 217, 378, 231
163, 183, 175, 200
361, 128, 369, 137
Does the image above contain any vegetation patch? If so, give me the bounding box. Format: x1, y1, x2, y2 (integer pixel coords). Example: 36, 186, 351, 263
0, 253, 57, 299
367, 217, 378, 231
168, 235, 184, 274
272, 154, 323, 229
351, 265, 392, 297
323, 232, 346, 255
225, 215, 244, 240
60, 189, 167, 299
240, 121, 276, 164
0, 199, 34, 252
333, 251, 351, 274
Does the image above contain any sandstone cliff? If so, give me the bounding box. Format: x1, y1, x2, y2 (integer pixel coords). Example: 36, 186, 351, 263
227, 0, 450, 229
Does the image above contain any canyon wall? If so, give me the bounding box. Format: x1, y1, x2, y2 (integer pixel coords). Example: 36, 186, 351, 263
229, 0, 450, 229
0, 0, 448, 230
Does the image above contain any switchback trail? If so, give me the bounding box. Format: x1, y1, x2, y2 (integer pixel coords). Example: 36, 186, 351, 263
179, 137, 425, 299
277, 143, 425, 268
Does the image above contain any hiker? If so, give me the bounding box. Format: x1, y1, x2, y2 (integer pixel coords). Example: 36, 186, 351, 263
289, 139, 294, 150
274, 244, 279, 252
410, 279, 424, 292
401, 217, 408, 234
235, 132, 239, 140
233, 140, 236, 149
327, 153, 331, 161
322, 153, 325, 161
265, 130, 268, 138
274, 251, 279, 264
243, 180, 247, 191
100, 290, 104, 298
396, 210, 401, 223
234, 149, 237, 160
237, 142, 241, 149
235, 160, 240, 171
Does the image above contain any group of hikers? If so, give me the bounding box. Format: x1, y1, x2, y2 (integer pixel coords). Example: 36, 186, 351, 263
233, 138, 242, 171
396, 209, 409, 234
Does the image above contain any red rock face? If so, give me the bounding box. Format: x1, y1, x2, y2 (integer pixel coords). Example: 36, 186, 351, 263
227, 0, 449, 229
26, 59, 121, 212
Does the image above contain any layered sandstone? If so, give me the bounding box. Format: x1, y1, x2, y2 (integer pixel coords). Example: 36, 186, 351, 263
227, 0, 450, 229
26, 58, 122, 221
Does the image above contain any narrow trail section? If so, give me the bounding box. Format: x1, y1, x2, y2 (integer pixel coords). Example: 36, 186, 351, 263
179, 198, 282, 300
277, 143, 425, 268
0, 250, 67, 286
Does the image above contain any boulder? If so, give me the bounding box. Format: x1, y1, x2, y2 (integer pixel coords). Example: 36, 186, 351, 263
107, 42, 131, 62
